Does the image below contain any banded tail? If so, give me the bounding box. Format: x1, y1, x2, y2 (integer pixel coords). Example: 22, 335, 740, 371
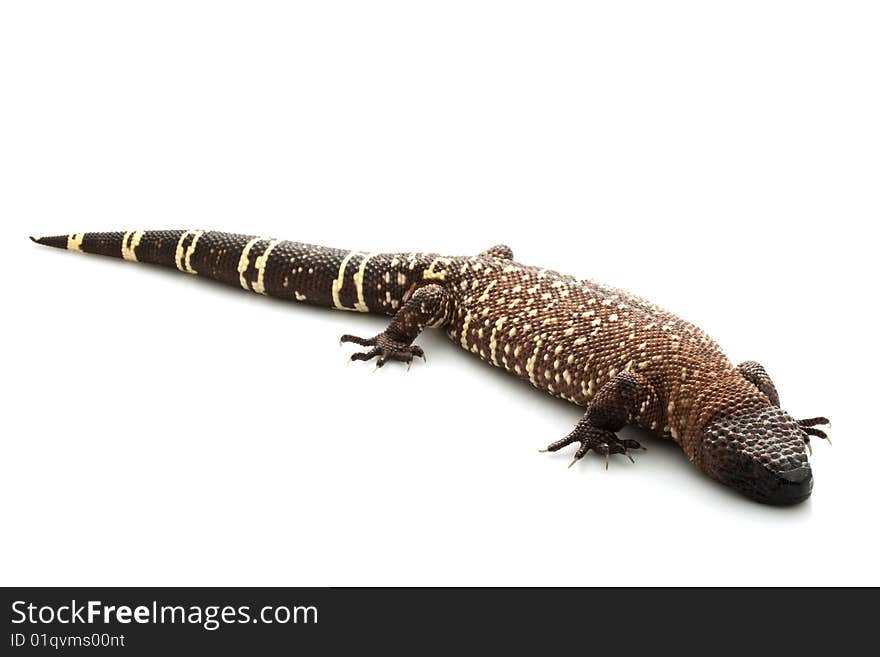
31, 230, 437, 316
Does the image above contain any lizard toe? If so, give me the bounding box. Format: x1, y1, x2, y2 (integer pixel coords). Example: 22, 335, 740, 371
343, 332, 426, 368
798, 417, 831, 448
543, 427, 638, 468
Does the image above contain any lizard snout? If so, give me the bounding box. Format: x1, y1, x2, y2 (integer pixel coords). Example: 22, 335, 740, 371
768, 466, 813, 505
699, 407, 812, 505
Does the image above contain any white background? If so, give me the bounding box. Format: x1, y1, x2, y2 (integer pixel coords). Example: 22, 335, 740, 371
1, 2, 877, 586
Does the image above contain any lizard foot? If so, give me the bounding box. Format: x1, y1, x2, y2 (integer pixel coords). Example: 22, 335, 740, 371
540, 426, 643, 469
341, 333, 426, 368
798, 416, 831, 455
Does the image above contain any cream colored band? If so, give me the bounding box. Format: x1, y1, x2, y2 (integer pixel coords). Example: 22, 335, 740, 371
67, 233, 84, 252
121, 231, 144, 262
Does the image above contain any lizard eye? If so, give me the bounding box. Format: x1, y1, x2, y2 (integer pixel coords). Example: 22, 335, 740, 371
699, 407, 812, 505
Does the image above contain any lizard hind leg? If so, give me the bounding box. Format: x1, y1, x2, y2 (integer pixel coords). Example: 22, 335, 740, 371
341, 283, 449, 368
479, 244, 514, 260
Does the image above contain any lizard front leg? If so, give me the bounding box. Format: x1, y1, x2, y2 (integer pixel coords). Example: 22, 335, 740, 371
541, 372, 651, 468
737, 360, 830, 452
736, 360, 781, 406
341, 283, 450, 368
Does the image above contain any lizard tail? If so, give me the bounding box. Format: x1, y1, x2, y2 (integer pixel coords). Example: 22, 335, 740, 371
31, 230, 434, 316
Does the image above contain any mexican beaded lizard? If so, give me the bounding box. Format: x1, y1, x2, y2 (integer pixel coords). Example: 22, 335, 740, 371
31, 230, 829, 504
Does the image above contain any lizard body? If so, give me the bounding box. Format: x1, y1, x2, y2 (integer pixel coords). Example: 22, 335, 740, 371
32, 230, 829, 504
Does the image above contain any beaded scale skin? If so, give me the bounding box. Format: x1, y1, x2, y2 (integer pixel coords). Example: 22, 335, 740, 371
32, 230, 830, 504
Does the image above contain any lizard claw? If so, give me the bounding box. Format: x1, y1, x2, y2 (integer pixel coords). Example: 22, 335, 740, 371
798, 417, 831, 451
542, 426, 641, 469
342, 332, 426, 368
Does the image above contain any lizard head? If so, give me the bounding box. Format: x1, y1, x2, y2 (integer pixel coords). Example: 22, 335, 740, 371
697, 405, 812, 505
